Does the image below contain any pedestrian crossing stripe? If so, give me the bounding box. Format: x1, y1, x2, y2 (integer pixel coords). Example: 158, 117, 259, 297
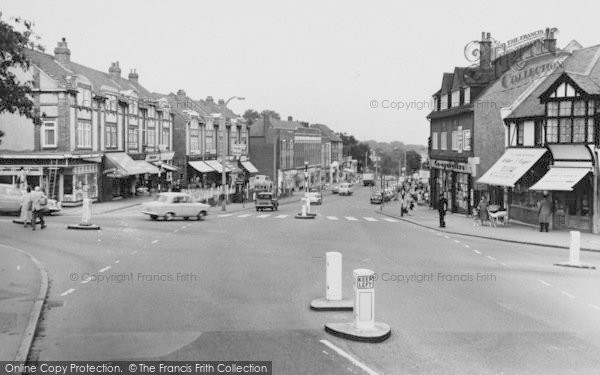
382, 218, 398, 222
364, 217, 378, 222
217, 213, 233, 217
345, 217, 358, 221
275, 215, 288, 218
257, 214, 270, 218
327, 216, 339, 220
238, 214, 251, 218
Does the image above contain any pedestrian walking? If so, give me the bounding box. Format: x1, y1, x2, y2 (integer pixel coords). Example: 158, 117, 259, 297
399, 191, 407, 217
16, 167, 27, 190
538, 193, 553, 232
438, 193, 448, 227
20, 186, 32, 227
30, 186, 48, 230
477, 195, 489, 226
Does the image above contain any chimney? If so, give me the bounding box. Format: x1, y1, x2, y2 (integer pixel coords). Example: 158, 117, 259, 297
128, 69, 139, 83
108, 62, 121, 80
287, 116, 293, 121
54, 37, 71, 64
177, 89, 186, 102
218, 99, 225, 106
206, 96, 214, 104
479, 32, 492, 70
544, 27, 557, 54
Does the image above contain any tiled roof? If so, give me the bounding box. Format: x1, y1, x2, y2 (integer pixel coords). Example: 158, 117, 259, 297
310, 123, 342, 142
24, 49, 71, 87
440, 73, 454, 92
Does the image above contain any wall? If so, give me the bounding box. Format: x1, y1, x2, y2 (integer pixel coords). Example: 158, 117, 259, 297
0, 112, 35, 151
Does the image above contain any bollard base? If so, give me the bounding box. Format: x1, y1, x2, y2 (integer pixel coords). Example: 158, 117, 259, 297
310, 298, 353, 311
295, 213, 316, 219
67, 223, 101, 230
554, 261, 596, 270
13, 219, 41, 225
325, 322, 391, 343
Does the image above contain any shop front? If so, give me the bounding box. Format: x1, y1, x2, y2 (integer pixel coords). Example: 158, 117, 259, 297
62, 163, 99, 206
102, 152, 159, 200
187, 159, 216, 188
430, 159, 472, 214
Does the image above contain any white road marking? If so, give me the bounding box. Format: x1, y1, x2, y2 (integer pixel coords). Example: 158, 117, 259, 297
174, 229, 179, 233
453, 239, 460, 243
327, 216, 339, 220
131, 250, 138, 255
60, 288, 76, 297
428, 229, 434, 232
217, 213, 232, 217
16, 265, 20, 271
500, 262, 507, 266
561, 291, 576, 299
345, 217, 358, 221
382, 218, 398, 222
464, 244, 470, 248
275, 215, 288, 219
115, 260, 120, 264
538, 279, 551, 287
151, 240, 159, 244
364, 217, 378, 222
257, 214, 271, 218
322, 350, 329, 355
436, 232, 442, 236
473, 249, 481, 254
444, 235, 450, 239
238, 214, 251, 218
486, 256, 496, 261
589, 304, 600, 310
99, 266, 111, 273
320, 339, 379, 375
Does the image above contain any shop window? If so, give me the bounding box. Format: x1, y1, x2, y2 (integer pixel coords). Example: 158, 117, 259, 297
63, 175, 73, 195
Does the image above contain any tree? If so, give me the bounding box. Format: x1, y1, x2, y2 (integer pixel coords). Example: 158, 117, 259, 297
243, 109, 260, 125
406, 150, 422, 173
260, 109, 280, 120
0, 13, 43, 142
339, 132, 371, 172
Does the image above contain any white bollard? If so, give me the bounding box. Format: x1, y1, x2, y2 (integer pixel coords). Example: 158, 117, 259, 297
301, 203, 307, 217
81, 198, 92, 225
326, 252, 342, 301
306, 197, 311, 214
569, 230, 581, 264
353, 269, 375, 330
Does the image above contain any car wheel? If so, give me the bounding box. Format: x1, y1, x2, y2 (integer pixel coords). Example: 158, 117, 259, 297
150, 215, 158, 221
197, 211, 206, 221
256, 208, 259, 211
183, 217, 189, 221
164, 213, 174, 221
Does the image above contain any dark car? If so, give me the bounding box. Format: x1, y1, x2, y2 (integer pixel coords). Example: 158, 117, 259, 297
370, 191, 383, 204
255, 191, 279, 211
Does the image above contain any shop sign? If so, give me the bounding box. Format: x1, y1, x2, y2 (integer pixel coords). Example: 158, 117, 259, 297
430, 159, 471, 173
73, 164, 98, 174
356, 275, 375, 289
457, 126, 463, 153
463, 130, 471, 151
145, 154, 160, 162
0, 166, 43, 176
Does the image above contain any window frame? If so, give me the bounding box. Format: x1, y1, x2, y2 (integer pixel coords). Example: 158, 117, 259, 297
41, 121, 57, 148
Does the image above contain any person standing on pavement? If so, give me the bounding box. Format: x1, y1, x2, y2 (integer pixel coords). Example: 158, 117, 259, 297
438, 193, 448, 227
30, 186, 47, 230
20, 186, 32, 227
477, 195, 489, 226
538, 193, 553, 232
17, 167, 27, 190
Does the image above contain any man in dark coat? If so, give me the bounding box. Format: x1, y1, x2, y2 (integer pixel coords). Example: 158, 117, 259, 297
538, 193, 553, 232
438, 193, 448, 228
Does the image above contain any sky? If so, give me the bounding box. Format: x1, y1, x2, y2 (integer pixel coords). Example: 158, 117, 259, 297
1, 0, 598, 145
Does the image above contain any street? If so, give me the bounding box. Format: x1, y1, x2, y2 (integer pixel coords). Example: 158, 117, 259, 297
1, 186, 600, 374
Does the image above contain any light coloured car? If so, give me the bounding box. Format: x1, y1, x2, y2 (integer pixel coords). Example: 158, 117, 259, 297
304, 187, 322, 205
141, 192, 209, 221
0, 184, 22, 214
331, 184, 340, 194
338, 182, 353, 196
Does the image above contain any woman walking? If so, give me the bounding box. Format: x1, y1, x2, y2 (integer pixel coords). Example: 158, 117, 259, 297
477, 196, 489, 226
20, 186, 32, 227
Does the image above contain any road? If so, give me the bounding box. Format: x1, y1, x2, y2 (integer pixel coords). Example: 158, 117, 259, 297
1, 186, 600, 374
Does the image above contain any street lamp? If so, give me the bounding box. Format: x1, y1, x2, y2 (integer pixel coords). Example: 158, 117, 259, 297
220, 96, 245, 211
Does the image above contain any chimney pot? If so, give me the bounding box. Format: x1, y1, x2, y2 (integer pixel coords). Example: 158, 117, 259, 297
108, 61, 121, 79
53, 38, 71, 64
288, 116, 293, 121
128, 68, 139, 83
218, 99, 225, 106
206, 96, 214, 104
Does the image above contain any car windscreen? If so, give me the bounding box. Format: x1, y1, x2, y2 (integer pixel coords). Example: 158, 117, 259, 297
155, 195, 169, 203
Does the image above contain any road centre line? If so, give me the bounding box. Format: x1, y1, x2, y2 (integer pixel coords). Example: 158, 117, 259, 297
486, 256, 496, 261
464, 244, 470, 248
561, 291, 576, 299
238, 214, 251, 218
345, 217, 358, 221
589, 304, 600, 310
538, 279, 552, 287
99, 266, 111, 273
275, 215, 288, 218
151, 240, 159, 244
453, 239, 460, 243
60, 288, 76, 297
444, 235, 450, 239
320, 339, 379, 375
382, 218, 398, 222
473, 249, 481, 254
327, 216, 339, 220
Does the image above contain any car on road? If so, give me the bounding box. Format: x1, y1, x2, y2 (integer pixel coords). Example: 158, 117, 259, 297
338, 182, 353, 196
255, 191, 279, 211
331, 184, 340, 194
304, 187, 322, 205
0, 184, 23, 214
370, 191, 383, 204
45, 198, 62, 215
141, 192, 209, 221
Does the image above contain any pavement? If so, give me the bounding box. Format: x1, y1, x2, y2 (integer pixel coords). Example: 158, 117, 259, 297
377, 201, 600, 253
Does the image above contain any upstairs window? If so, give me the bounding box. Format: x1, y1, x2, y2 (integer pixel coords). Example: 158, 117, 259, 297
42, 121, 57, 148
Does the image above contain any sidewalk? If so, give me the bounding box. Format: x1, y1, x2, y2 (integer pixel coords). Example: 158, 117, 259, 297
377, 201, 600, 252
0, 245, 48, 361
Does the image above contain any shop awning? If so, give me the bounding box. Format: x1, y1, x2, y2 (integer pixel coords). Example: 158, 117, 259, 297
153, 162, 178, 172
188, 161, 215, 173
104, 153, 159, 177
224, 161, 242, 174
204, 160, 231, 173
529, 166, 591, 191
240, 160, 259, 174
477, 148, 547, 187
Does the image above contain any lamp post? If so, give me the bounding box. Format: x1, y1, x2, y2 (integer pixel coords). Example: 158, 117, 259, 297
220, 96, 245, 211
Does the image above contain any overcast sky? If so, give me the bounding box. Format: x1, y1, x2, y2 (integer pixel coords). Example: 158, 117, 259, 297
1, 0, 597, 145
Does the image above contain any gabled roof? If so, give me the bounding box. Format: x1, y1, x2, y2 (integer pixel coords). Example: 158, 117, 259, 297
441, 73, 454, 92
310, 123, 342, 142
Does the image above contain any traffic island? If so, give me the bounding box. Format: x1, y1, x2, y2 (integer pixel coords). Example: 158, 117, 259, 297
67, 198, 101, 230
294, 198, 316, 219
554, 231, 596, 269
310, 252, 353, 311
13, 218, 41, 225
325, 269, 391, 343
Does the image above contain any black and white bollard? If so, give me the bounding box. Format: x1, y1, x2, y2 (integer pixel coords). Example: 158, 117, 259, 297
325, 268, 391, 342
67, 198, 101, 230
310, 252, 353, 311
295, 197, 316, 219
554, 231, 595, 269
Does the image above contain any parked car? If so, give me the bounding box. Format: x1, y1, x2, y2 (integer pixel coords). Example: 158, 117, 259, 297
0, 184, 22, 215
255, 191, 278, 211
304, 187, 322, 205
338, 183, 353, 196
45, 198, 62, 215
141, 192, 209, 221
331, 184, 340, 194
370, 191, 383, 204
